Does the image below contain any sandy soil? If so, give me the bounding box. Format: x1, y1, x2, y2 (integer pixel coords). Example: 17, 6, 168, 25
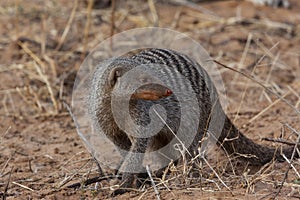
0, 0, 300, 199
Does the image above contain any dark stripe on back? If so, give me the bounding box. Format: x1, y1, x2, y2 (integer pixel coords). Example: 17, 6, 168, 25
131, 48, 209, 100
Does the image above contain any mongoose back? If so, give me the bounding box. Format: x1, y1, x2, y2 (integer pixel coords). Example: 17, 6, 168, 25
189, 0, 289, 8
89, 48, 296, 194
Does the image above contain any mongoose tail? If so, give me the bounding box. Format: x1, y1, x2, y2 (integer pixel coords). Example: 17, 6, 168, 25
217, 116, 297, 165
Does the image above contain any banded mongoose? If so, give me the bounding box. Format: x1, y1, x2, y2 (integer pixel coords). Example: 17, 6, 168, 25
189, 0, 289, 8
89, 48, 296, 193
89, 0, 290, 9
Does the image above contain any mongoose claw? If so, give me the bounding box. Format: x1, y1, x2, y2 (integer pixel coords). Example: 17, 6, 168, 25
111, 188, 129, 196
111, 173, 135, 196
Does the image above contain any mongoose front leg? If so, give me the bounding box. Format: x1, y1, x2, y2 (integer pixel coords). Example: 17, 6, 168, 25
113, 137, 150, 195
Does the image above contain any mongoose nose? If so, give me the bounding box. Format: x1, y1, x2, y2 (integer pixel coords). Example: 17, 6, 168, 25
165, 89, 172, 96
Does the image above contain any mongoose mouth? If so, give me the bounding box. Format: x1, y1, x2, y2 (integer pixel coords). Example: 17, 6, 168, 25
131, 85, 173, 101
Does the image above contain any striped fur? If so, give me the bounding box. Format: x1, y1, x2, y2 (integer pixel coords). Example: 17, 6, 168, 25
89, 48, 296, 194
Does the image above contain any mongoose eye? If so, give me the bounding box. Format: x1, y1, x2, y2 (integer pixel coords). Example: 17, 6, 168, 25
139, 77, 149, 83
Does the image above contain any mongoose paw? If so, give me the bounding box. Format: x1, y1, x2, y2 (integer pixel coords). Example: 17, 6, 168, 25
111, 188, 128, 196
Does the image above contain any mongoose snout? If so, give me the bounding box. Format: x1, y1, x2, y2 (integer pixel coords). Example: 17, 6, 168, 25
132, 84, 173, 101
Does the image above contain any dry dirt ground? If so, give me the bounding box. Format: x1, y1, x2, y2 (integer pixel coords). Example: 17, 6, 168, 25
0, 0, 300, 199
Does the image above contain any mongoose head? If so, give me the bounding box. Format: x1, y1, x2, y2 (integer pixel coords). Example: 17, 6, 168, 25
108, 62, 173, 101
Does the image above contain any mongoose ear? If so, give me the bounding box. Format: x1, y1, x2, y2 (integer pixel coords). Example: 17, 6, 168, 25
108, 67, 123, 87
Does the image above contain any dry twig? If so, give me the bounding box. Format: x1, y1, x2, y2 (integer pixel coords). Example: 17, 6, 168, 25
55, 0, 79, 50
63, 102, 104, 176
146, 165, 161, 200
2, 167, 13, 200
272, 124, 300, 199
214, 60, 300, 116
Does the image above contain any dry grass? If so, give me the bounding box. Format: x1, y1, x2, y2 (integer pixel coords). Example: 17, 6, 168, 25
0, 0, 300, 199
